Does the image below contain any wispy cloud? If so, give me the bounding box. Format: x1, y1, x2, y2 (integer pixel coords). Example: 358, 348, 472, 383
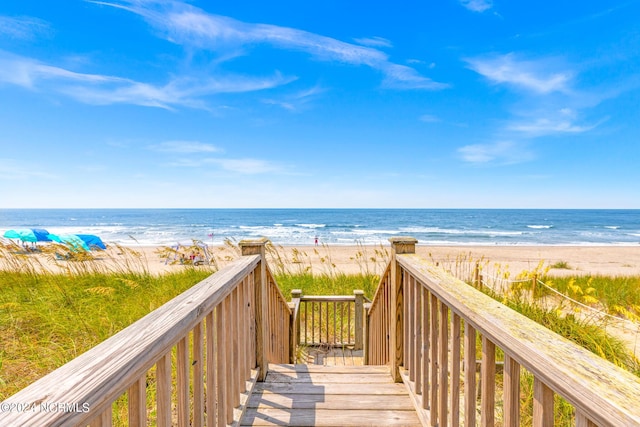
0, 159, 58, 180
419, 114, 441, 123
460, 0, 493, 13
97, 0, 447, 90
466, 52, 613, 146
458, 141, 534, 164
507, 114, 601, 137
466, 53, 572, 94
353, 36, 393, 48
213, 158, 282, 174
504, 102, 608, 138
381, 64, 448, 90
0, 16, 51, 40
0, 51, 294, 108
261, 85, 325, 111
149, 141, 221, 153
168, 157, 283, 174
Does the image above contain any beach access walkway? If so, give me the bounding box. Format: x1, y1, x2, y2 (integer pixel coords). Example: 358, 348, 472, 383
242, 363, 421, 426
2, 238, 640, 426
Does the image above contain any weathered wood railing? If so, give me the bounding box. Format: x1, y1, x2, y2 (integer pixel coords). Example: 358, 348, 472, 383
0, 238, 290, 426
365, 261, 392, 365
290, 290, 365, 351
371, 237, 640, 427
265, 263, 292, 364
367, 238, 640, 427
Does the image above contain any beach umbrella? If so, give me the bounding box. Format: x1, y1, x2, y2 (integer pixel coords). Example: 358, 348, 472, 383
47, 233, 90, 251
31, 228, 53, 242
3, 228, 53, 242
3, 229, 37, 242
75, 234, 107, 250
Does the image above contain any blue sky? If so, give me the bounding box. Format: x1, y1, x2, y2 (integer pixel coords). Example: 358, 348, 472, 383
1, 0, 639, 208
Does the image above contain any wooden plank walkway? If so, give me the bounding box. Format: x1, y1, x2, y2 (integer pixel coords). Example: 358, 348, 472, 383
240, 364, 421, 426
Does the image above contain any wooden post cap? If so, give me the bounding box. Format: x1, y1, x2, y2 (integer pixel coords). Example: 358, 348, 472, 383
388, 237, 418, 254
239, 238, 269, 255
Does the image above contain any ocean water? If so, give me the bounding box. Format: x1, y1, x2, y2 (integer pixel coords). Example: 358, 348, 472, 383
1, 209, 639, 247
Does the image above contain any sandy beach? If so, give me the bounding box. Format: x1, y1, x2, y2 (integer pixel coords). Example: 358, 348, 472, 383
69, 243, 640, 278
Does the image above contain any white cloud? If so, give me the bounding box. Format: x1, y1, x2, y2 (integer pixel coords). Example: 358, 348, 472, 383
508, 118, 596, 136
353, 36, 393, 48
0, 159, 57, 180
506, 108, 605, 137
419, 114, 441, 123
213, 158, 281, 174
149, 141, 221, 153
166, 156, 283, 174
0, 51, 294, 108
466, 53, 572, 94
98, 0, 446, 90
458, 141, 533, 164
0, 16, 51, 40
381, 64, 449, 90
460, 0, 493, 12
262, 85, 325, 111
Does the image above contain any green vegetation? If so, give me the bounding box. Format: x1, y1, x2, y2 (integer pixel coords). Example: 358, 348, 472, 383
0, 242, 213, 399
468, 267, 640, 425
550, 260, 571, 269
275, 272, 379, 299
542, 275, 640, 322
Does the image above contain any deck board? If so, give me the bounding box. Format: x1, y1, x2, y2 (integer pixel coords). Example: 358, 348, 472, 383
240, 364, 421, 426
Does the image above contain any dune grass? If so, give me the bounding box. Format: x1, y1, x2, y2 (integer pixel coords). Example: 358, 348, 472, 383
0, 241, 214, 400
542, 275, 640, 321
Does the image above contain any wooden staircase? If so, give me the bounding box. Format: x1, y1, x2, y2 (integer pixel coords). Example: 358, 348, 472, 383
241, 364, 421, 426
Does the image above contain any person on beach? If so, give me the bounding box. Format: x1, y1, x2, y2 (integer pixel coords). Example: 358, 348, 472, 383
314, 236, 318, 246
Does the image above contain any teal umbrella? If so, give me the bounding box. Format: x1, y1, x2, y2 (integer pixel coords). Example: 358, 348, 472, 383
47, 233, 90, 251
3, 229, 38, 242
3, 228, 52, 242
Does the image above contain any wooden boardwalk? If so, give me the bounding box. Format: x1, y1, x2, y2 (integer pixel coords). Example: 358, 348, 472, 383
240, 364, 421, 426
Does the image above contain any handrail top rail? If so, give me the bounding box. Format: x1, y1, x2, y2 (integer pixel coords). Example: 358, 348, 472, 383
397, 253, 640, 426
0, 255, 261, 426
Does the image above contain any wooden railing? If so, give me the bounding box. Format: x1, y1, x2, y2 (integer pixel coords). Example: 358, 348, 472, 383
375, 237, 640, 427
365, 262, 392, 365
290, 290, 365, 352
0, 238, 290, 427
265, 264, 293, 364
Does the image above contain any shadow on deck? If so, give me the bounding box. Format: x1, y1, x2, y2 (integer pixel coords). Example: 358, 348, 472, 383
241, 364, 421, 426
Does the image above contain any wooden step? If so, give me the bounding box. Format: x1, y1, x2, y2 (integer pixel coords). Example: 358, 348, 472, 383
240, 364, 422, 426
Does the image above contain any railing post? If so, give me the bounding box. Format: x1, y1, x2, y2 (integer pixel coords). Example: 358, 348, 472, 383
240, 237, 269, 381
354, 290, 364, 350
474, 261, 480, 288
388, 237, 418, 382
290, 289, 302, 364
363, 302, 371, 364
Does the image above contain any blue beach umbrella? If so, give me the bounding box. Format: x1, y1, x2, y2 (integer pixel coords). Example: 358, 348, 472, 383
47, 233, 91, 251
75, 234, 107, 250
32, 229, 53, 242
